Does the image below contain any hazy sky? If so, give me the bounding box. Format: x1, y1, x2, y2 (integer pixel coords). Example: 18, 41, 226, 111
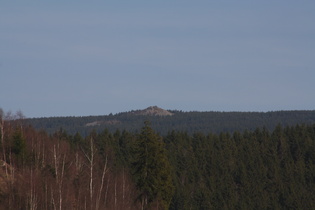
1, 1, 315, 117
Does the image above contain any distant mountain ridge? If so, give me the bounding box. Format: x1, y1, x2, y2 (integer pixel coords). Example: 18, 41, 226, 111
25, 107, 315, 136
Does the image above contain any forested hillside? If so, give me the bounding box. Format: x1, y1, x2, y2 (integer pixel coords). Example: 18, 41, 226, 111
25, 107, 315, 136
1, 111, 315, 209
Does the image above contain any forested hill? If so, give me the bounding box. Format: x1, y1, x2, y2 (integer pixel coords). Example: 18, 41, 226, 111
2, 109, 315, 209
25, 107, 315, 136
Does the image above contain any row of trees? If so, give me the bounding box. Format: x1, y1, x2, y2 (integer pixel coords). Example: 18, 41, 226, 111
165, 124, 315, 209
1, 109, 315, 209
0, 110, 173, 209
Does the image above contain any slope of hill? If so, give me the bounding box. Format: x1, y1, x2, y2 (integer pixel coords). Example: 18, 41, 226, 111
25, 106, 315, 136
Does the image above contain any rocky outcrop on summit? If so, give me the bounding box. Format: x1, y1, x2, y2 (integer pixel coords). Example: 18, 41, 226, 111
131, 106, 174, 116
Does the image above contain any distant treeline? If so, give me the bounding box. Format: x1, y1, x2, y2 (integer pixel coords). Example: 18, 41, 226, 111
25, 110, 315, 136
1, 115, 315, 209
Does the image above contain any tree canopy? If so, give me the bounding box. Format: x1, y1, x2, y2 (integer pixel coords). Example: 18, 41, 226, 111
1, 113, 315, 209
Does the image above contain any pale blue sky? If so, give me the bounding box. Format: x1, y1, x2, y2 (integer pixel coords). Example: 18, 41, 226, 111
1, 1, 314, 117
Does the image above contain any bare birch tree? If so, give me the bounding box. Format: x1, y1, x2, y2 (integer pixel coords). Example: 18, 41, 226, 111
83, 137, 96, 210
95, 155, 108, 210
29, 168, 38, 210
0, 108, 8, 177
53, 143, 66, 210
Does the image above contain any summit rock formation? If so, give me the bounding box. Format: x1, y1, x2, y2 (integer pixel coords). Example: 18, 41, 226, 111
131, 106, 174, 116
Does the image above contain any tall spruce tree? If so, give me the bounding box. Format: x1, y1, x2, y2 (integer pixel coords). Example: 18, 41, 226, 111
132, 121, 174, 210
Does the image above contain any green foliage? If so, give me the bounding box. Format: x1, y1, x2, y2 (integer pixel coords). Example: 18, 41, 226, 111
131, 121, 174, 209
166, 124, 315, 209
11, 129, 27, 165
3, 116, 315, 209
25, 110, 315, 136
11, 129, 25, 155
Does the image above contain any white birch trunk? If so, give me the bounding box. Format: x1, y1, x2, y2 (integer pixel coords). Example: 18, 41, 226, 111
1, 116, 8, 177
83, 138, 96, 210
96, 155, 108, 210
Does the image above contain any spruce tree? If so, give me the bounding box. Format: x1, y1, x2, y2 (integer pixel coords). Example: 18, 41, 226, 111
132, 121, 174, 210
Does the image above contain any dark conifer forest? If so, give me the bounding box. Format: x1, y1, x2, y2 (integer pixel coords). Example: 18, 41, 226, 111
25, 108, 315, 136
1, 109, 315, 209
